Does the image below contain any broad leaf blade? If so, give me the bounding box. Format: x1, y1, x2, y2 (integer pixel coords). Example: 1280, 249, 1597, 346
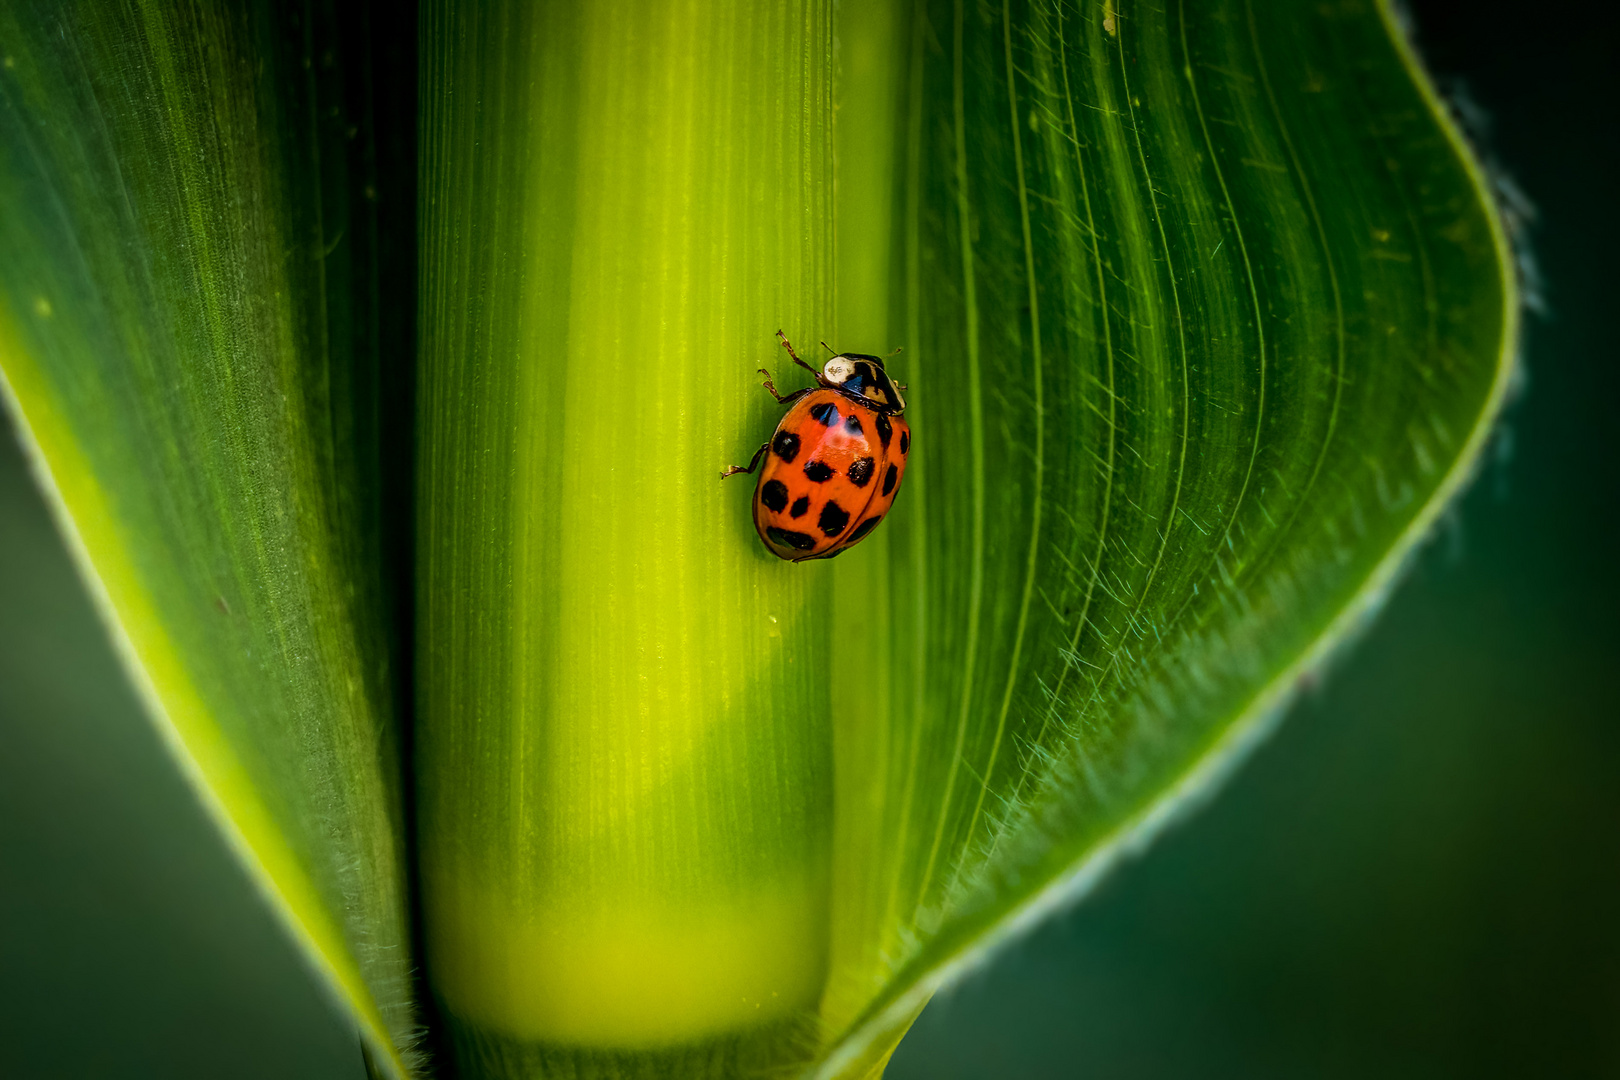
819, 0, 1516, 1070
0, 2, 417, 1073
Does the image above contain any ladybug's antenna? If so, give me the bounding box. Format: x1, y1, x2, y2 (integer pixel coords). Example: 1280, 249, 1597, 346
887, 345, 904, 358
819, 340, 838, 356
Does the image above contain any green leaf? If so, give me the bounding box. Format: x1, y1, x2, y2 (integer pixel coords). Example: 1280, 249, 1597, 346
815, 0, 1516, 1073
417, 0, 1510, 1075
416, 0, 837, 1073
1, 0, 1511, 1075
0, 2, 418, 1074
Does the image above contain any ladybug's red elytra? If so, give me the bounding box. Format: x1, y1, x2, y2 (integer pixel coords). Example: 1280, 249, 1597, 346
723, 331, 911, 562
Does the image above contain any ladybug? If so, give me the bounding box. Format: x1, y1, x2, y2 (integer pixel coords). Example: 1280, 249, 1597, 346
723, 331, 911, 561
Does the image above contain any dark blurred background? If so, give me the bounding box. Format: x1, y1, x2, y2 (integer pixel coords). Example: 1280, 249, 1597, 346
1, 0, 1613, 1076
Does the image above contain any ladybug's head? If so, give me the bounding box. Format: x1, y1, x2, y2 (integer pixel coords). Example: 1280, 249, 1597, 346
822, 353, 906, 414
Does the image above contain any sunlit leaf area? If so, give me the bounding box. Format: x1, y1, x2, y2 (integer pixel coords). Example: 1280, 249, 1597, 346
0, 0, 1552, 1077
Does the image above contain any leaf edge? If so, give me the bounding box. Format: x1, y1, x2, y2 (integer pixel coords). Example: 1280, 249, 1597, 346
807, 1, 1525, 1074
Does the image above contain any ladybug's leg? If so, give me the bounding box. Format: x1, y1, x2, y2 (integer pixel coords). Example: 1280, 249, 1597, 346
757, 368, 812, 406
776, 329, 824, 380
720, 441, 770, 480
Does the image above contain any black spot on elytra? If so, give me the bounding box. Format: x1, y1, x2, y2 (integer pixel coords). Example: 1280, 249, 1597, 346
882, 464, 898, 496
818, 500, 850, 537
760, 479, 789, 513
789, 495, 810, 518
847, 456, 875, 487
899, 429, 910, 455
849, 515, 883, 543
767, 526, 816, 552
772, 430, 800, 463
876, 413, 892, 448
844, 412, 863, 436
804, 460, 834, 482
810, 400, 840, 426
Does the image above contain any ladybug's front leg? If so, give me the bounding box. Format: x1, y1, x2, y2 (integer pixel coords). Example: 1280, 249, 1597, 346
757, 368, 812, 406
720, 441, 770, 480
776, 329, 825, 380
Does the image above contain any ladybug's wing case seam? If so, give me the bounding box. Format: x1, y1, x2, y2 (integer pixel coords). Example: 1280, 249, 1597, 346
750, 391, 894, 561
